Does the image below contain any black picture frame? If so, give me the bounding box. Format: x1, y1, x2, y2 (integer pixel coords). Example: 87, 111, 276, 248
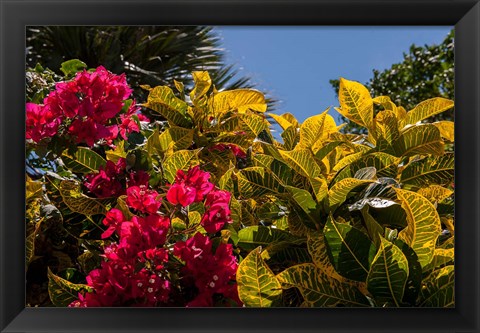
1, 0, 479, 332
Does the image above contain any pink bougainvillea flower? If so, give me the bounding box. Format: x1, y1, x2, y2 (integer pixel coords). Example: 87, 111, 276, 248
205, 189, 231, 207
166, 166, 214, 206
25, 103, 62, 142
126, 185, 161, 214
166, 183, 196, 207
201, 202, 232, 233
127, 169, 150, 188
174, 233, 239, 305
209, 143, 247, 159
101, 208, 125, 239
84, 158, 126, 198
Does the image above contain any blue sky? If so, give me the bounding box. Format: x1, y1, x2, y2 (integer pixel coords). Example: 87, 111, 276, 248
215, 26, 452, 123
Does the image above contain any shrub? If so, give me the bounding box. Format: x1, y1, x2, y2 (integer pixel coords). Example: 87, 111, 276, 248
26, 61, 454, 307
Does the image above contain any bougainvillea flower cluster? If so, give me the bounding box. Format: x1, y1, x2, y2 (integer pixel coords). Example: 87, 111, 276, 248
166, 166, 232, 233
26, 66, 145, 146
210, 143, 247, 159
69, 166, 240, 307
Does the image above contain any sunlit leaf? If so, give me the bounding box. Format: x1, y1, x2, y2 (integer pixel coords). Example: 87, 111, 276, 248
279, 149, 321, 178
105, 141, 127, 163
404, 97, 454, 126
237, 167, 285, 198
62, 147, 106, 174
210, 89, 267, 115
394, 188, 442, 269
328, 178, 373, 212
144, 86, 191, 127
433, 121, 454, 142
400, 153, 454, 187
59, 180, 111, 216
277, 263, 370, 307
189, 71, 211, 103
393, 124, 444, 157
336, 78, 374, 131
162, 149, 201, 183
237, 247, 282, 307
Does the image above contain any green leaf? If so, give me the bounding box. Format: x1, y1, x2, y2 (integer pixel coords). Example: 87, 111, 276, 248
366, 237, 409, 306
237, 247, 283, 307
277, 263, 370, 307
360, 207, 384, 248
285, 185, 317, 215
394, 188, 442, 269
323, 216, 377, 282
237, 167, 285, 198
47, 267, 91, 307
61, 148, 107, 174
307, 231, 344, 282
144, 86, 191, 127
162, 149, 201, 183
237, 226, 300, 251
77, 251, 101, 275
59, 180, 111, 216
400, 153, 454, 188
394, 239, 423, 305
392, 124, 444, 157
210, 89, 267, 115
279, 149, 321, 178
60, 59, 87, 77
418, 265, 454, 307
404, 97, 454, 126
336, 78, 374, 131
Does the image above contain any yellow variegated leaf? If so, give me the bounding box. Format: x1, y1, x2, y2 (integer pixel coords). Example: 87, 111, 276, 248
269, 112, 298, 130
285, 185, 317, 215
366, 237, 409, 306
332, 151, 365, 172
336, 78, 374, 131
309, 177, 328, 202
400, 153, 454, 187
333, 152, 398, 184
396, 106, 407, 121
279, 149, 321, 178
375, 110, 400, 143
418, 265, 454, 307
404, 97, 454, 126
307, 231, 344, 281
237, 167, 285, 198
144, 86, 191, 127
218, 162, 236, 192
433, 121, 454, 142
394, 188, 442, 269
237, 226, 299, 251
360, 208, 384, 248
26, 176, 43, 202
62, 147, 107, 174
277, 263, 370, 307
298, 109, 337, 151
105, 141, 127, 163
158, 126, 194, 152
328, 178, 373, 211
281, 125, 300, 151
59, 180, 111, 216
237, 246, 282, 307
252, 154, 292, 185
162, 149, 201, 183
373, 96, 398, 112
323, 215, 377, 282
115, 195, 134, 220
242, 113, 269, 136
210, 89, 267, 115
424, 248, 454, 272
393, 124, 444, 157
417, 185, 453, 204
47, 268, 92, 307
441, 217, 454, 235
189, 71, 211, 103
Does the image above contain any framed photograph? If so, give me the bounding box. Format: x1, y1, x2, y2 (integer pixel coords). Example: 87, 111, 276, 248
1, 0, 479, 332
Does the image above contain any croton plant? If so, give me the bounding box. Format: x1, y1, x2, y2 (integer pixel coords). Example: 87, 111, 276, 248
26, 60, 454, 307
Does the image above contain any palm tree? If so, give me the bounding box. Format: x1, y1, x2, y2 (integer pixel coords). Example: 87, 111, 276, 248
26, 26, 253, 95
